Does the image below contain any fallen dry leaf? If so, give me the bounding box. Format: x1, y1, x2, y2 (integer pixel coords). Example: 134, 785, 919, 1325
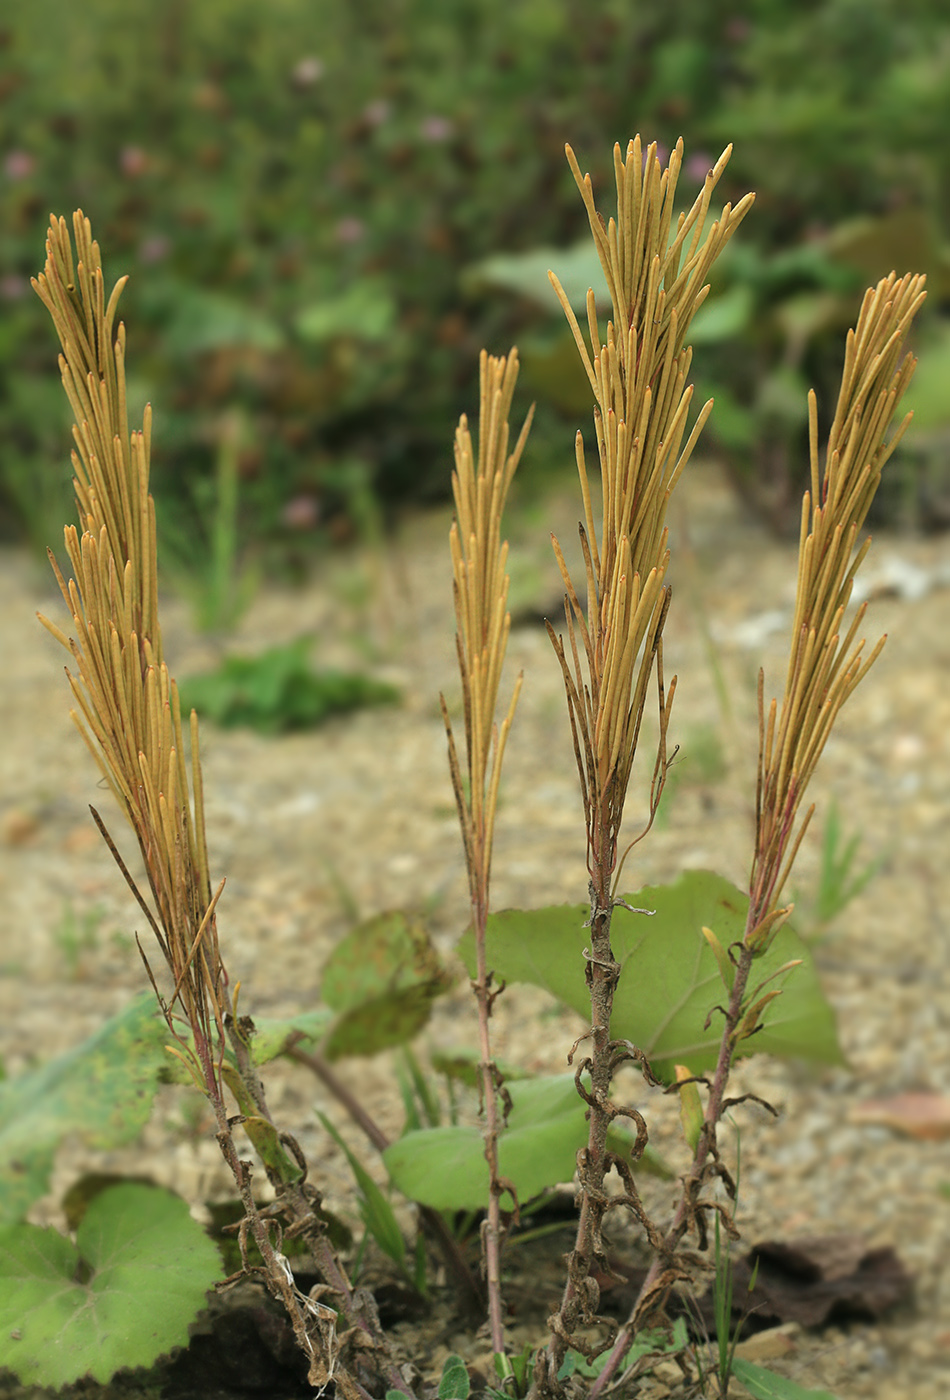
734, 1322, 799, 1361
604, 1233, 911, 1338
851, 1090, 950, 1141
724, 1234, 913, 1330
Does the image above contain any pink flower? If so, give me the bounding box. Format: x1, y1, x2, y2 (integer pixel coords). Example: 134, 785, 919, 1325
335, 216, 365, 246
282, 495, 321, 530
0, 274, 27, 301
686, 152, 714, 183
139, 235, 171, 265
4, 150, 34, 180
642, 141, 670, 171
363, 99, 391, 129
120, 146, 149, 177
420, 115, 453, 143
291, 56, 324, 89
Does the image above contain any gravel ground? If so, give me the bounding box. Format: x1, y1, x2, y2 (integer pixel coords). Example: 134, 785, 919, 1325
0, 461, 948, 1398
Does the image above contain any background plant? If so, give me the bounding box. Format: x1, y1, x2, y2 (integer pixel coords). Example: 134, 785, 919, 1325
792, 799, 886, 941
2, 0, 949, 557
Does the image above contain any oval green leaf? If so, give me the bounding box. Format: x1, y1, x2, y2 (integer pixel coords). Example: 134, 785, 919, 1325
321, 912, 453, 1059
458, 870, 843, 1082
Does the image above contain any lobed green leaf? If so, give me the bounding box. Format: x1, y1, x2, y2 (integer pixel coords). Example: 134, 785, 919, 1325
0, 994, 335, 1221
0, 1182, 222, 1388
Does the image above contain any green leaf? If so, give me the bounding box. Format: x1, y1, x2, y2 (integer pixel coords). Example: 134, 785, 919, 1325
294, 277, 397, 344
702, 380, 757, 450
439, 1353, 471, 1400
688, 282, 755, 343
0, 995, 170, 1223
0, 993, 335, 1219
464, 240, 608, 313
730, 1359, 839, 1399
898, 316, 950, 432
519, 329, 598, 418
61, 1171, 157, 1232
430, 1047, 528, 1088
0, 1183, 222, 1388
163, 284, 284, 355
246, 1008, 334, 1064
321, 912, 453, 1059
459, 871, 843, 1082
383, 1072, 657, 1211
559, 1318, 689, 1379
157, 1006, 335, 1087
239, 1114, 305, 1185
318, 1112, 405, 1269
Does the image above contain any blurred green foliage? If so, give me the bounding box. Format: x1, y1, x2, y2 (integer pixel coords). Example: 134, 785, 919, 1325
2, 0, 949, 559
177, 637, 399, 732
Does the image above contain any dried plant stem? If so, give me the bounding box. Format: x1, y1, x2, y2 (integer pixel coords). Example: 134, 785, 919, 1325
538, 140, 752, 1394
472, 884, 509, 1352
443, 349, 532, 1353
590, 269, 926, 1398
33, 211, 408, 1398
587, 944, 755, 1400
224, 1020, 414, 1397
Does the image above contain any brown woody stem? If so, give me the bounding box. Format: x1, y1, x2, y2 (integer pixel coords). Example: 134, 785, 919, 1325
472, 886, 509, 1356
587, 930, 759, 1399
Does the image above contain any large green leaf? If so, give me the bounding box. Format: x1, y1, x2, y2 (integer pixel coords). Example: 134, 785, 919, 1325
0, 996, 169, 1223
249, 1008, 334, 1063
382, 1073, 661, 1211
384, 1074, 583, 1211
458, 871, 843, 1083
321, 912, 453, 1060
0, 994, 335, 1221
688, 282, 755, 344
0, 1183, 222, 1388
